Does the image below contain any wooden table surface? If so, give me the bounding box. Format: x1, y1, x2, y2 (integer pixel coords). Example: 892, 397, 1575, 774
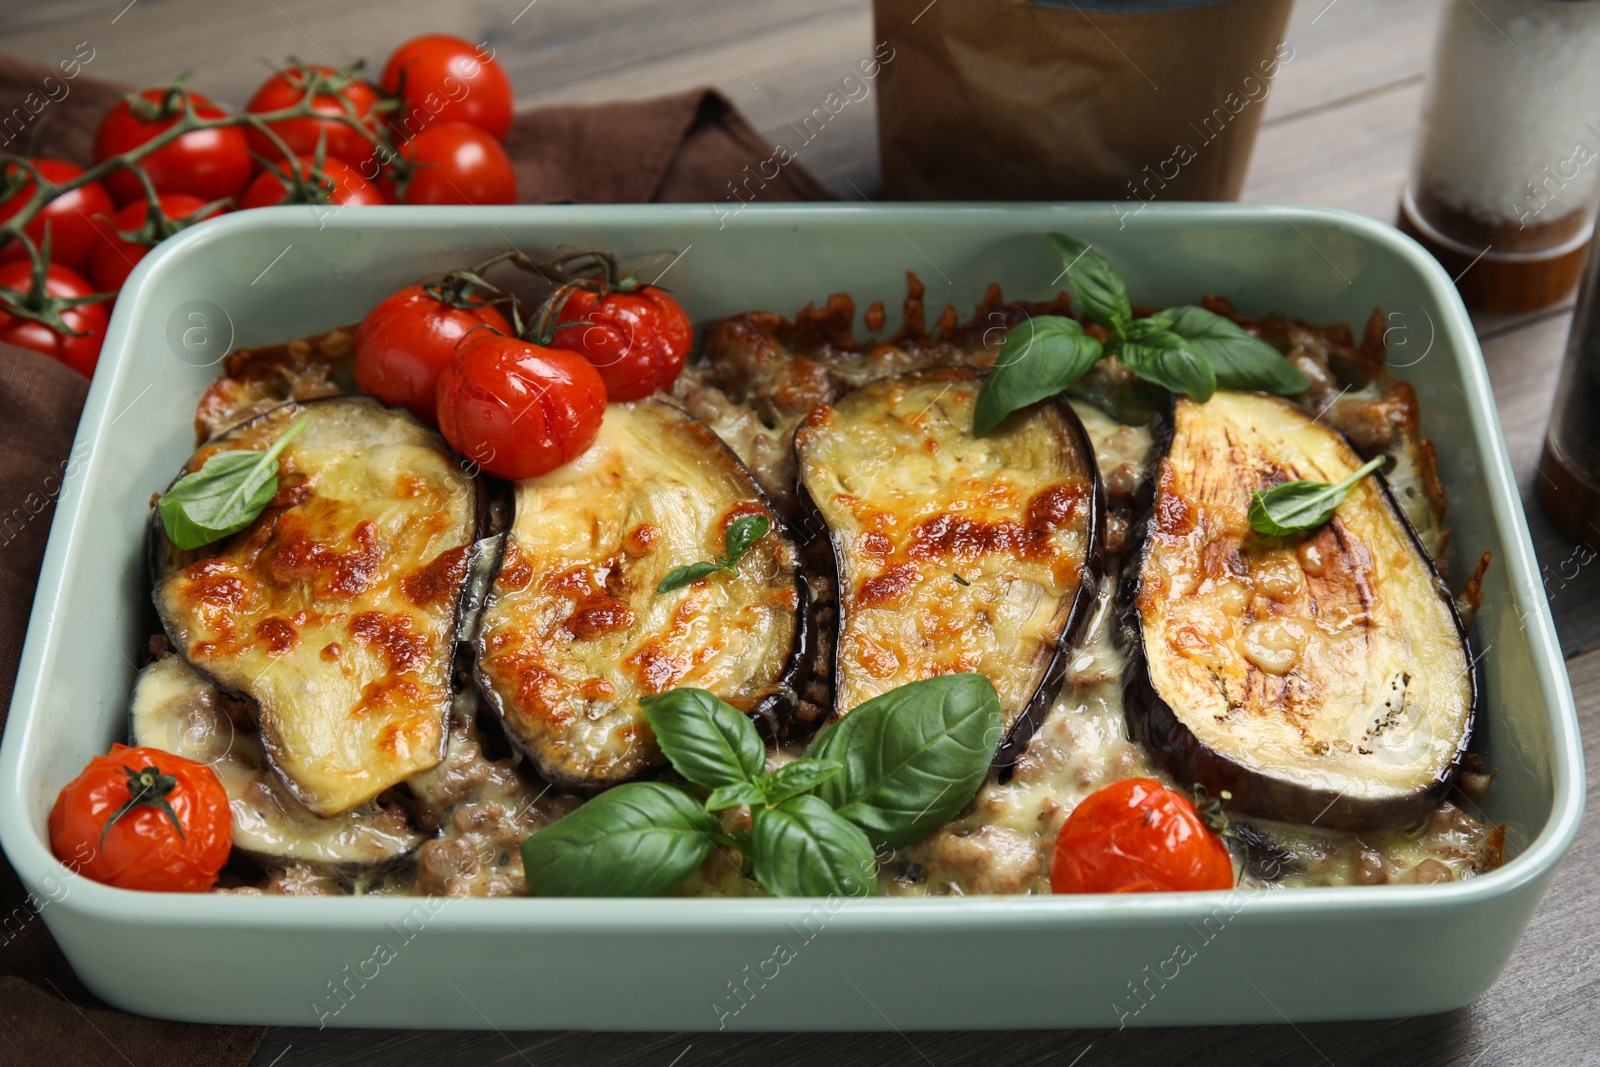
6, 1, 1597, 1063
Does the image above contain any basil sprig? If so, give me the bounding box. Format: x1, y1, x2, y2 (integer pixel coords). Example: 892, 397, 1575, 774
657, 514, 770, 593
973, 234, 1309, 434
1248, 456, 1386, 537
157, 414, 310, 550
519, 673, 1002, 897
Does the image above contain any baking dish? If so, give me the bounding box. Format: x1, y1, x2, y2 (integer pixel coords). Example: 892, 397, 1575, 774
0, 202, 1581, 1030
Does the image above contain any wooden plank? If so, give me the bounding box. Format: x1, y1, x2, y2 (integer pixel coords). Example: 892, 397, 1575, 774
1264, 0, 1442, 124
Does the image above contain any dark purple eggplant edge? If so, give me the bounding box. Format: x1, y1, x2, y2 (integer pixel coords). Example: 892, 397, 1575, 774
1113, 393, 1478, 832
472, 396, 815, 795
147, 395, 487, 815
791, 367, 1108, 779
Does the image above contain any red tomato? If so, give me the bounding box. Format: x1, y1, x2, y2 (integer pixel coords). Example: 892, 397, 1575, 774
394, 122, 516, 206
355, 284, 512, 424
240, 156, 387, 209
382, 34, 513, 142
245, 65, 385, 174
551, 284, 692, 401
49, 744, 231, 893
0, 260, 110, 377
89, 194, 227, 293
1050, 778, 1234, 894
93, 88, 254, 206
435, 330, 606, 479
0, 160, 116, 274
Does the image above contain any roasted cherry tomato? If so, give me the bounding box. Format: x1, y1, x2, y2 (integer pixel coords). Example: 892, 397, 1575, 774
381, 34, 513, 142
1050, 778, 1234, 894
49, 744, 231, 893
240, 156, 387, 209
0, 260, 111, 376
435, 329, 606, 479
93, 88, 254, 206
89, 194, 227, 293
551, 281, 692, 401
355, 283, 512, 424
0, 159, 116, 274
245, 64, 385, 174
393, 122, 517, 206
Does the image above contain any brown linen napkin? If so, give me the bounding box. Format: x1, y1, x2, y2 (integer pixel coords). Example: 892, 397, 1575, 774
0, 54, 831, 1067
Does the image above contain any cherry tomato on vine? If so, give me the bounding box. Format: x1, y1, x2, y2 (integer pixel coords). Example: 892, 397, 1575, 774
0, 159, 116, 275
551, 282, 692, 401
49, 744, 231, 893
392, 122, 516, 206
0, 260, 110, 377
1050, 778, 1234, 894
381, 34, 513, 142
245, 64, 385, 174
355, 283, 512, 424
93, 88, 254, 206
435, 329, 606, 480
89, 194, 228, 293
240, 156, 387, 209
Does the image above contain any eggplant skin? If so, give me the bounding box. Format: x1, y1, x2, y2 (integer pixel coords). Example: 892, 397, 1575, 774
474, 398, 811, 792
129, 652, 426, 870
1116, 391, 1476, 832
150, 397, 480, 818
794, 368, 1105, 771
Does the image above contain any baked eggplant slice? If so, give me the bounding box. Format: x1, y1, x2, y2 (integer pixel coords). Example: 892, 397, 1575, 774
152, 397, 480, 817
475, 398, 810, 790
1117, 390, 1475, 831
130, 652, 425, 869
794, 368, 1105, 767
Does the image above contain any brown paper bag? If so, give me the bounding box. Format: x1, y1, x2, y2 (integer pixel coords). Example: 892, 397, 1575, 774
875, 0, 1294, 209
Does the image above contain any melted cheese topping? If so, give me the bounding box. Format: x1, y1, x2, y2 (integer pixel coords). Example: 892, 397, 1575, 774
1139, 392, 1472, 801
154, 400, 476, 816
476, 399, 801, 786
795, 370, 1096, 726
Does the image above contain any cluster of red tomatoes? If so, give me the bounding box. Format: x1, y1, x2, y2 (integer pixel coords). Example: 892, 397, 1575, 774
353, 255, 693, 481
0, 34, 518, 378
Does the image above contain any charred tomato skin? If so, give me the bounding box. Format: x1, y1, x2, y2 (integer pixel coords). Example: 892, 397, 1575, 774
435, 330, 607, 480
550, 285, 693, 402
0, 159, 116, 274
49, 743, 232, 893
93, 89, 254, 206
1050, 777, 1233, 894
1114, 395, 1477, 832
354, 284, 512, 424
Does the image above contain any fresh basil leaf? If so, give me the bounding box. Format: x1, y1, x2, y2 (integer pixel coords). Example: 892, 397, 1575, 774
157, 414, 309, 551
641, 688, 765, 789
1049, 233, 1132, 336
722, 514, 770, 567
1163, 305, 1308, 395
521, 782, 720, 896
1118, 332, 1217, 403
1248, 456, 1386, 537
705, 780, 767, 812
806, 673, 1001, 848
749, 794, 878, 898
760, 758, 842, 806
656, 560, 723, 593
973, 315, 1102, 436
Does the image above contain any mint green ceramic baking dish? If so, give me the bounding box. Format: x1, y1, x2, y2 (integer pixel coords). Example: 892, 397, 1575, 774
0, 203, 1581, 1030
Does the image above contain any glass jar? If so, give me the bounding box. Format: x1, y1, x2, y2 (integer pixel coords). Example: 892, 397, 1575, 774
1400, 0, 1600, 313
